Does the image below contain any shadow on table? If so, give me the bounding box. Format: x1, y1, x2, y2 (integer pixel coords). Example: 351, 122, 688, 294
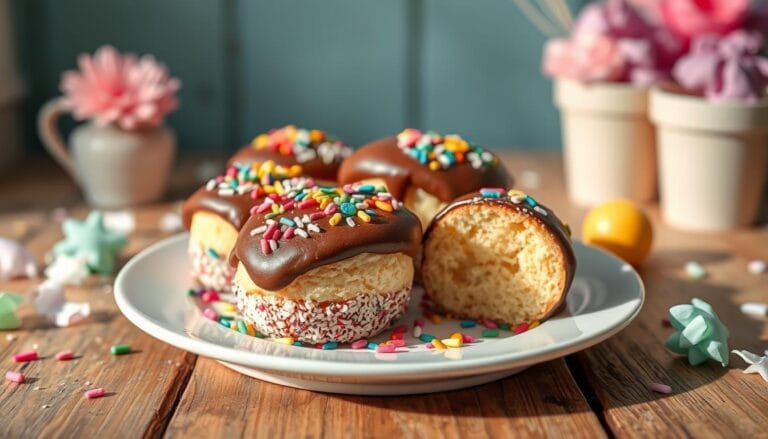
567, 268, 762, 409
333, 360, 598, 417
642, 249, 732, 269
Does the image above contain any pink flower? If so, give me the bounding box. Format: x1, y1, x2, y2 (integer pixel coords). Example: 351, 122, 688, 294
660, 0, 749, 40
672, 30, 768, 102
543, 34, 627, 82
60, 45, 180, 130
544, 0, 684, 85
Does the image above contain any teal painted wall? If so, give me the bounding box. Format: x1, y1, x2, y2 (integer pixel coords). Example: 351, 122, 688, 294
13, 0, 588, 154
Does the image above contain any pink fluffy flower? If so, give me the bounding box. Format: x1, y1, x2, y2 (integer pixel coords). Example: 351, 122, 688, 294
544, 0, 684, 85
672, 30, 768, 102
543, 34, 627, 82
60, 45, 180, 130
660, 0, 749, 40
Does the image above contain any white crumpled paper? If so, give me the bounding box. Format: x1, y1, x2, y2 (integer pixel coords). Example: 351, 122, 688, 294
32, 279, 90, 327
0, 237, 38, 280
732, 350, 768, 382
44, 254, 90, 286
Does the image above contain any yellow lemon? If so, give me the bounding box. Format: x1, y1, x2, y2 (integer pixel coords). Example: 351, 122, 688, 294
582, 199, 653, 265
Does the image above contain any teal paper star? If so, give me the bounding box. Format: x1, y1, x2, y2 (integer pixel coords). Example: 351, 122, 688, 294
53, 211, 127, 274
665, 298, 730, 367
0, 292, 23, 330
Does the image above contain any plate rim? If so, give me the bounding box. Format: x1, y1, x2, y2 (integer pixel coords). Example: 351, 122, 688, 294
115, 233, 645, 378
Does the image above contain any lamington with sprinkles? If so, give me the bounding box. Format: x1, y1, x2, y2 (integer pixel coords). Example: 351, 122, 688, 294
337, 128, 513, 227
230, 182, 422, 344
421, 188, 575, 328
227, 125, 353, 182
181, 160, 316, 293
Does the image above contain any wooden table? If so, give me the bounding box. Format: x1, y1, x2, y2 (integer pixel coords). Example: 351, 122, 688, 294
1, 153, 766, 438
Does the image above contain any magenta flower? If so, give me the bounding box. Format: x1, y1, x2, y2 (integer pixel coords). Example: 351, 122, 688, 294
60, 45, 181, 130
672, 30, 768, 102
660, 0, 749, 40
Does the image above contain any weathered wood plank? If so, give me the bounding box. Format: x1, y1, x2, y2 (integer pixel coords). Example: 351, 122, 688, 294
164, 357, 606, 439
0, 206, 195, 438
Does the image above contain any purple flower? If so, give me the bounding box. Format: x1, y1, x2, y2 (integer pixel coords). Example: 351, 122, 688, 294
673, 30, 768, 102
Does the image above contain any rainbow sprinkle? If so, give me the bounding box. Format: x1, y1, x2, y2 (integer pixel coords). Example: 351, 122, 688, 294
396, 128, 497, 171
251, 125, 351, 164
248, 182, 400, 256
205, 160, 307, 199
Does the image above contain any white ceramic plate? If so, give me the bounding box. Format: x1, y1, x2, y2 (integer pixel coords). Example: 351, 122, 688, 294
115, 234, 644, 395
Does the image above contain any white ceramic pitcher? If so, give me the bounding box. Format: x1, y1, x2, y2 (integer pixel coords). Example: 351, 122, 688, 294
37, 98, 176, 208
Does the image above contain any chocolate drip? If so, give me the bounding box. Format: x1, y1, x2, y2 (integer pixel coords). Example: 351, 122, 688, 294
337, 137, 513, 202
181, 186, 256, 231
232, 205, 422, 291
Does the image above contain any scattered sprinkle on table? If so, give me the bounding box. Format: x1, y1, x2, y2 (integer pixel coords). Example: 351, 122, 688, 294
110, 344, 131, 355
685, 261, 707, 280
5, 371, 25, 383
747, 259, 767, 275
84, 388, 106, 399
740, 302, 768, 317
55, 351, 75, 361
482, 329, 499, 338
13, 350, 38, 362
648, 382, 672, 394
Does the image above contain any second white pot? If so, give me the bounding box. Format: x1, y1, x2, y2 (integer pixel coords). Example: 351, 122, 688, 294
555, 79, 657, 206
650, 88, 768, 231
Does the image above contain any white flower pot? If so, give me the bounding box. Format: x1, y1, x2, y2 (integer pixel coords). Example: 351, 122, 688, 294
555, 79, 657, 206
650, 88, 768, 231
37, 98, 176, 208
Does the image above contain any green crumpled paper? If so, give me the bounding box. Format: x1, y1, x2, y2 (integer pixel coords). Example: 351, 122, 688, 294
53, 211, 127, 275
665, 298, 730, 367
0, 292, 24, 330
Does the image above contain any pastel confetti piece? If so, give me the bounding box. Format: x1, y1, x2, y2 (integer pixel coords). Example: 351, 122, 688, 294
53, 211, 127, 274
731, 350, 768, 382
0, 292, 23, 330
32, 280, 90, 327
684, 261, 707, 280
665, 298, 729, 366
0, 238, 38, 280
747, 260, 767, 275
740, 302, 768, 317
44, 254, 90, 286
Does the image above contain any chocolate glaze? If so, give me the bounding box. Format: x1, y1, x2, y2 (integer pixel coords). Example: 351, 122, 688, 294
336, 137, 513, 202
231, 203, 422, 291
422, 191, 576, 322
181, 186, 256, 231
228, 146, 342, 182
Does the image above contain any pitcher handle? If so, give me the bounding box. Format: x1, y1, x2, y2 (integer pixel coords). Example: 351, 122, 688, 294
37, 98, 80, 184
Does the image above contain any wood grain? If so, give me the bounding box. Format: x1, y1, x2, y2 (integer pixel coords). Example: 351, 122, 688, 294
164, 357, 605, 439
1, 153, 766, 438
0, 204, 195, 438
